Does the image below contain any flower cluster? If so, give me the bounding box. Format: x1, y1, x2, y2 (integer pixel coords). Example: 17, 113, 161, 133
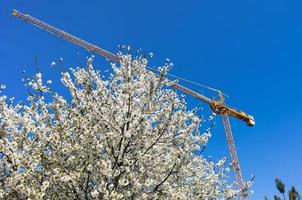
0, 55, 242, 199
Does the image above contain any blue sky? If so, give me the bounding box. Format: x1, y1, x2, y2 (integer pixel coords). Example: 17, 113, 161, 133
1, 0, 301, 199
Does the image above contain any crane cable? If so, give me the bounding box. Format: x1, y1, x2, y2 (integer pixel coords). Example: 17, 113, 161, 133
146, 66, 230, 98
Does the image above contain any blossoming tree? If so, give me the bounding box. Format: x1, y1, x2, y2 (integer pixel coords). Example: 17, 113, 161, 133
0, 55, 240, 199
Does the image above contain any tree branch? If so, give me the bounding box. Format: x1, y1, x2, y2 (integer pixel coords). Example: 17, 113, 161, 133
153, 162, 177, 192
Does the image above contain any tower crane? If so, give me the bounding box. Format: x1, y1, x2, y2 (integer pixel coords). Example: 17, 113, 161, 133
11, 10, 255, 199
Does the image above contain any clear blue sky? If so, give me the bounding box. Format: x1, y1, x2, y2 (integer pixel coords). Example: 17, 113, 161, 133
1, 0, 301, 199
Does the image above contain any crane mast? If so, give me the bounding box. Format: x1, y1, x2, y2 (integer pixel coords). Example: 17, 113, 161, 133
218, 92, 245, 197
11, 9, 254, 199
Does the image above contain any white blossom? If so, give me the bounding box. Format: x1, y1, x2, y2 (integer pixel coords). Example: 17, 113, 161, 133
60, 175, 72, 182
91, 190, 99, 198
0, 84, 6, 90
149, 52, 154, 58
0, 54, 250, 199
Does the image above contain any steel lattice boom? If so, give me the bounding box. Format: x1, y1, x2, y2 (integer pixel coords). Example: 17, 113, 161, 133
11, 9, 255, 199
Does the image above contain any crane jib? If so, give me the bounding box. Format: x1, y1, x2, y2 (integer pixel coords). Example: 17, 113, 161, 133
11, 9, 254, 125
